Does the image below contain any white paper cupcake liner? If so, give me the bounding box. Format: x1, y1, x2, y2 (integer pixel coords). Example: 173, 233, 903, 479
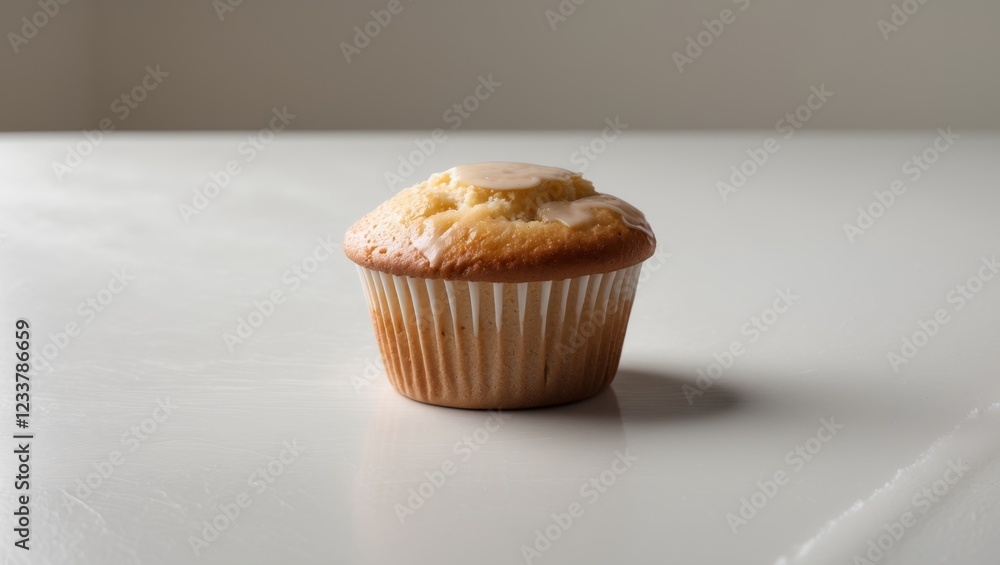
356, 263, 643, 409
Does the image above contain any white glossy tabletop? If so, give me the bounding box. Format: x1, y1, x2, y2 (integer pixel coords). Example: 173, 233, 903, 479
1, 131, 999, 565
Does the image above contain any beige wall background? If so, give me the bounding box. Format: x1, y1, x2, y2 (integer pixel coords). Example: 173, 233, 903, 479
2, 0, 998, 131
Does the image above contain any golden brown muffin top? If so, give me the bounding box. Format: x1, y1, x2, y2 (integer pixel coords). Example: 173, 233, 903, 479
343, 162, 656, 282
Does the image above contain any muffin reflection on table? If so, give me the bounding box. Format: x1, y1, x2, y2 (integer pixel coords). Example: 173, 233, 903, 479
344, 162, 656, 409
352, 383, 631, 561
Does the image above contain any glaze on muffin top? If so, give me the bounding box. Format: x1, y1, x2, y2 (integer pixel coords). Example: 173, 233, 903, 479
343, 162, 655, 282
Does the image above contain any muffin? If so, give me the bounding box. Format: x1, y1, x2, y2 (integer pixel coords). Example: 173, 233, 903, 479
343, 162, 655, 409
